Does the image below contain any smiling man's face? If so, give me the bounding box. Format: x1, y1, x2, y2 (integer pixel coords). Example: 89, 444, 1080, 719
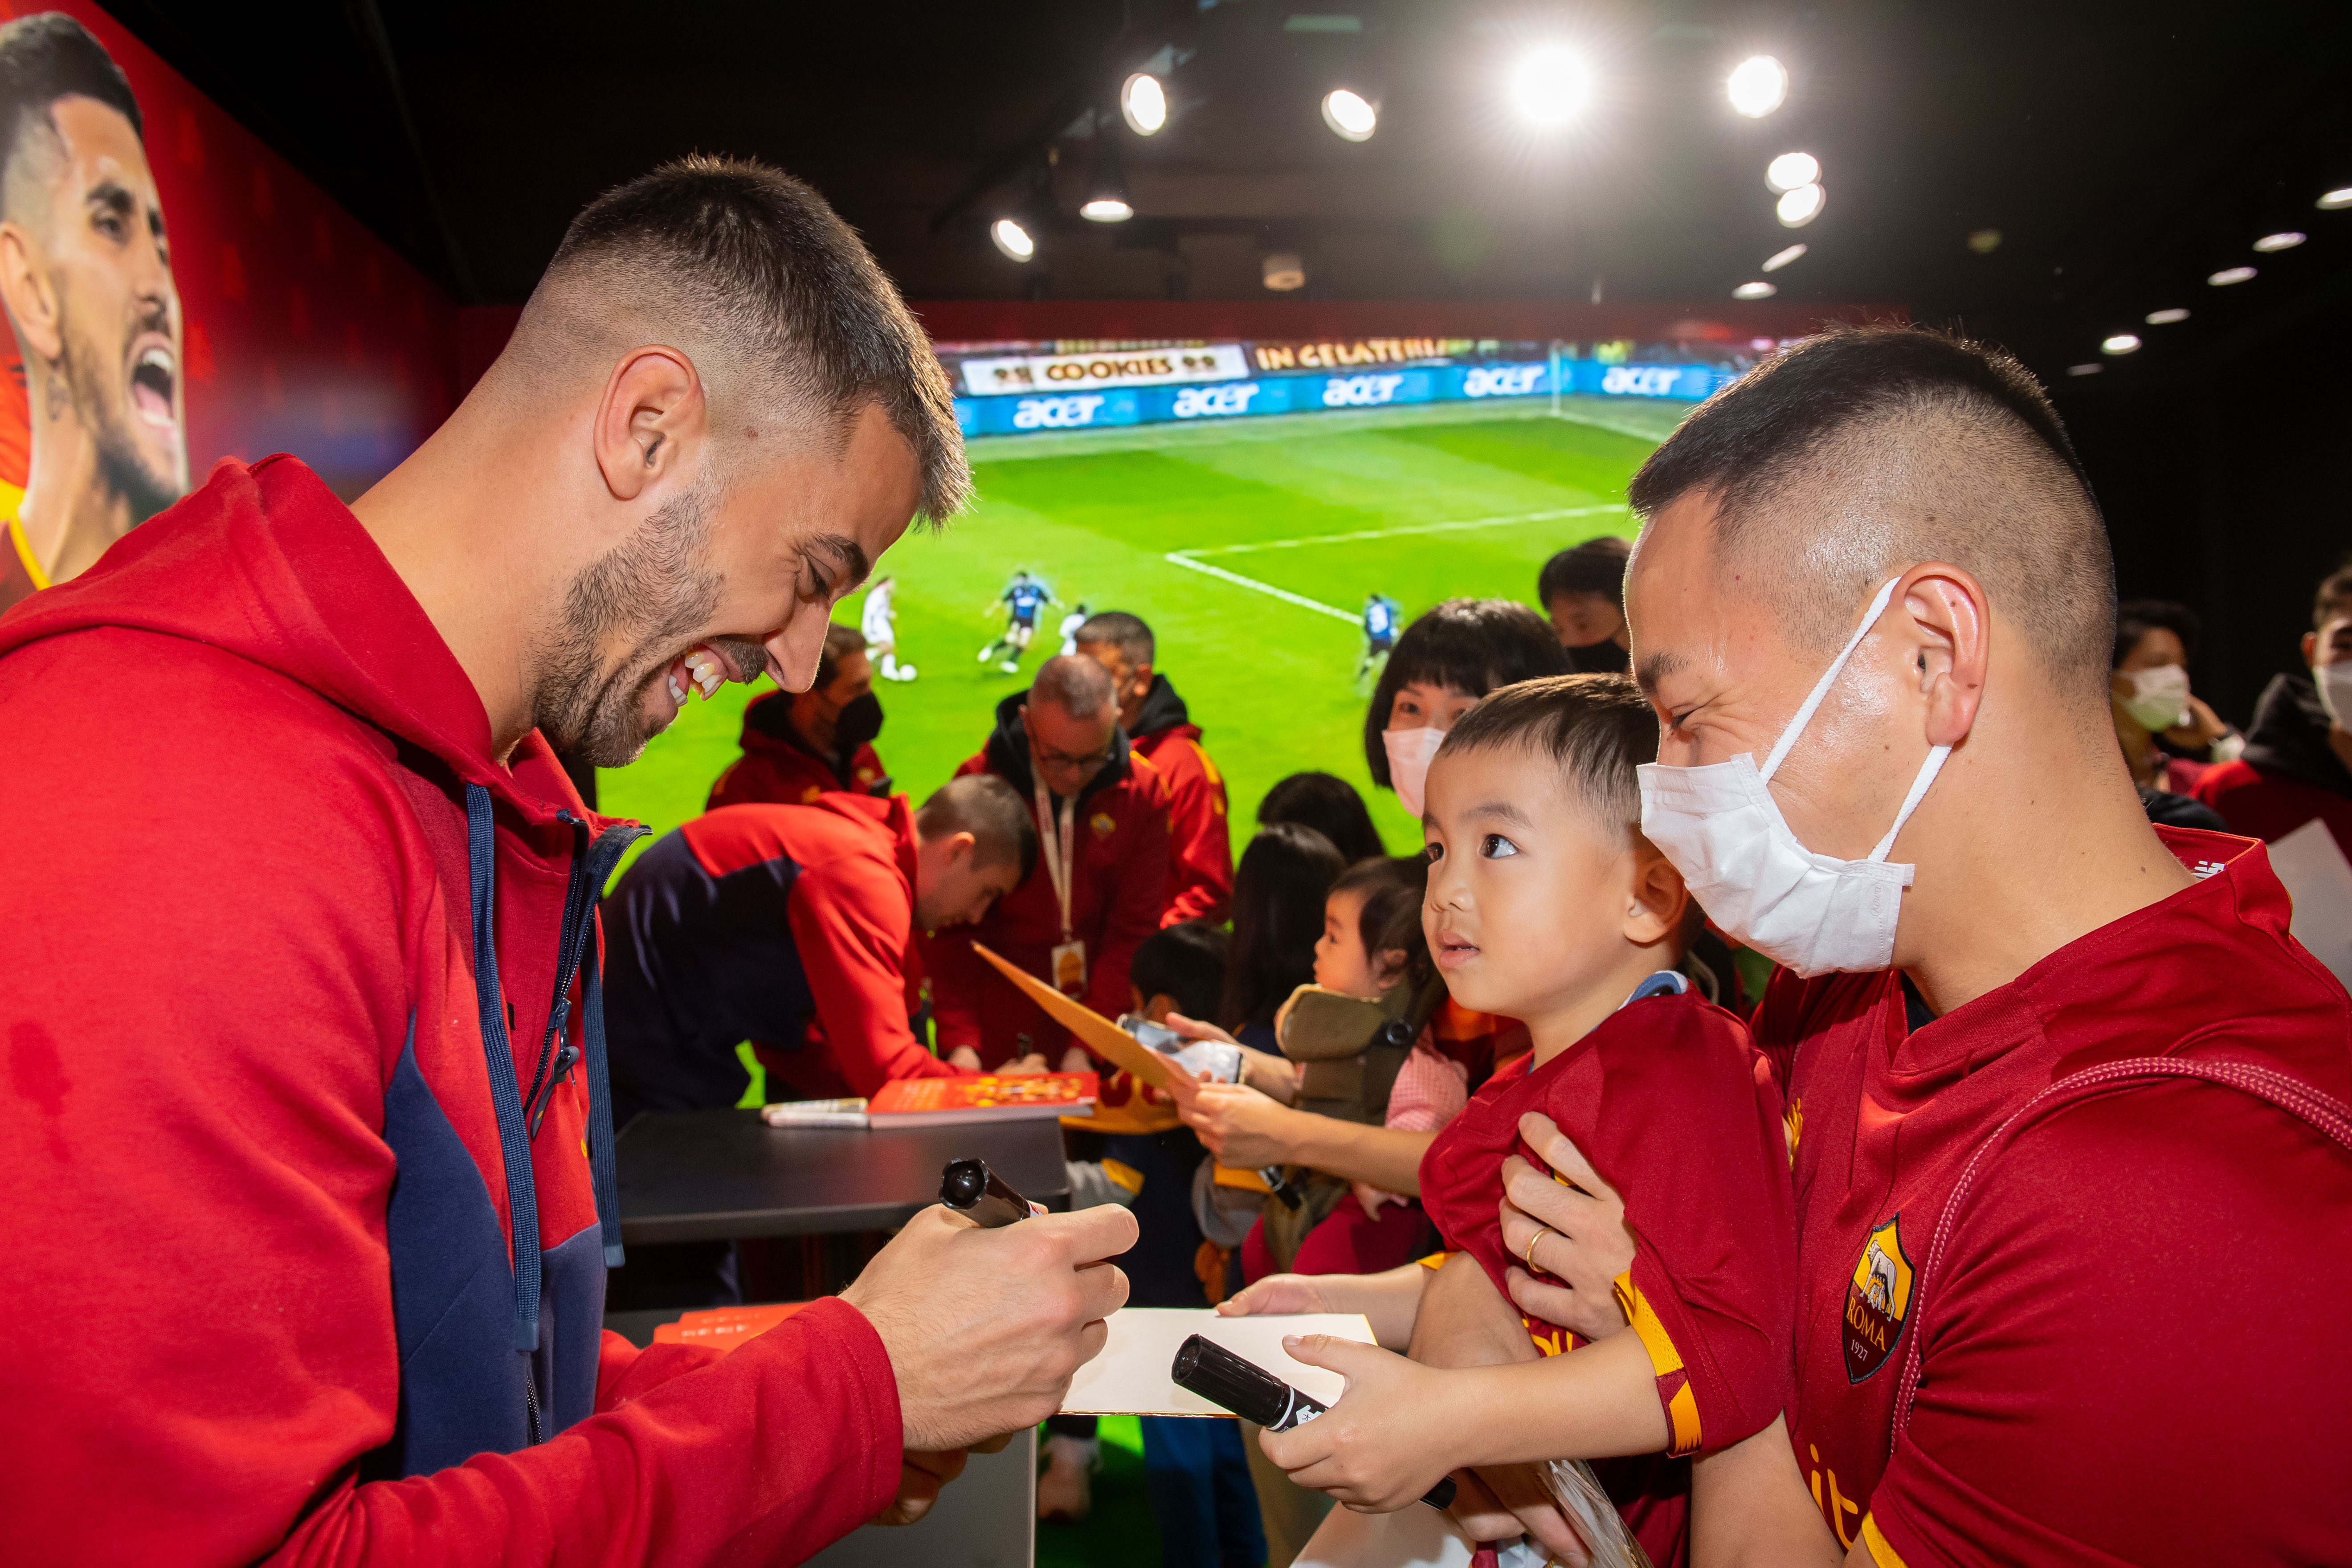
534, 401, 922, 767
36, 94, 184, 516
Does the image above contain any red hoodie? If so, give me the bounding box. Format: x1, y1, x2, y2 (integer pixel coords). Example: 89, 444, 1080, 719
706, 689, 889, 809
1128, 671, 1234, 926
0, 457, 902, 1565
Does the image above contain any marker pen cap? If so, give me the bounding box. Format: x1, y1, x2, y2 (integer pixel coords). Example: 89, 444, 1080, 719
939, 1158, 1045, 1227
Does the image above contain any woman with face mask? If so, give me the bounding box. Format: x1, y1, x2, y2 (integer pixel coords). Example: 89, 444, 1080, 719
1362, 597, 1569, 822
2109, 599, 2234, 830
708, 622, 891, 808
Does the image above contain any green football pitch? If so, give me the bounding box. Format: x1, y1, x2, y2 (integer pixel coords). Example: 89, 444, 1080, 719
596, 395, 1685, 879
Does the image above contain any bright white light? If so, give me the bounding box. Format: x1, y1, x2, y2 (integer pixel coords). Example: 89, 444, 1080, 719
1727, 55, 1787, 117
2102, 334, 2140, 355
2066, 363, 2103, 377
1120, 73, 1168, 135
1776, 182, 1824, 227
2209, 265, 2257, 286
1509, 47, 1592, 127
1762, 242, 1807, 271
1733, 281, 1777, 300
2145, 307, 2189, 325
2317, 188, 2352, 211
989, 218, 1036, 261
2253, 231, 2305, 253
1322, 88, 1377, 141
1765, 151, 1819, 192
1080, 196, 1133, 223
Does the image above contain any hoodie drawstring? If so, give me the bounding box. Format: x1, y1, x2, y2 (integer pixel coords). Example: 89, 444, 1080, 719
464, 783, 545, 1352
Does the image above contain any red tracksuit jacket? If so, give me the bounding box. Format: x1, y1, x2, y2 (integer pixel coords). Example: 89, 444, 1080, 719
706, 689, 889, 809
0, 457, 901, 1565
928, 693, 1172, 1063
1129, 672, 1234, 926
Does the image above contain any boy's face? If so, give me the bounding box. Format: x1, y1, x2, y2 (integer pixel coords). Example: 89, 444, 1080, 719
1315, 886, 1388, 996
1421, 743, 1681, 1025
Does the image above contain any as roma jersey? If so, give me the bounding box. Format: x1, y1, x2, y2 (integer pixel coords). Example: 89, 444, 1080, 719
1756, 826, 2352, 1567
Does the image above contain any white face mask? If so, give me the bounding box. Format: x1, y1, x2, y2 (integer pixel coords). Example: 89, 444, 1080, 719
2315, 664, 2352, 730
1637, 576, 1958, 978
2120, 664, 2191, 733
1383, 726, 1447, 819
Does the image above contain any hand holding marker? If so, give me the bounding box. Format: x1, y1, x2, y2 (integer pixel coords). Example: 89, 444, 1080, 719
939, 1158, 1046, 1227
1171, 1334, 1458, 1511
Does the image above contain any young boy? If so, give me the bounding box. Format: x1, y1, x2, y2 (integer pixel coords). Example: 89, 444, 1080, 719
1228, 675, 1795, 1568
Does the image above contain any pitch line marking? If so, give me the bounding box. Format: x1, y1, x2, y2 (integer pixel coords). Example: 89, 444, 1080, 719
1162, 503, 1628, 621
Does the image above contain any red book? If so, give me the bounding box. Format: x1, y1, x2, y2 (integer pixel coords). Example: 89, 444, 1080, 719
866, 1071, 1098, 1126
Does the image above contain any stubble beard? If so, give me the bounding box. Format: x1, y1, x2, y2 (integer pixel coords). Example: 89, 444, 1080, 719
62, 300, 185, 524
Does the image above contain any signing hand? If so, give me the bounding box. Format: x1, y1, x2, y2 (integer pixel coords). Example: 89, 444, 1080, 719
1498, 1113, 1636, 1342
842, 1202, 1136, 1451
1174, 1080, 1302, 1167
870, 1448, 969, 1527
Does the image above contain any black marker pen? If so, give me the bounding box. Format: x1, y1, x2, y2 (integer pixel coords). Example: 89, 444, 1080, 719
939, 1158, 1047, 1228
1170, 1334, 1457, 1510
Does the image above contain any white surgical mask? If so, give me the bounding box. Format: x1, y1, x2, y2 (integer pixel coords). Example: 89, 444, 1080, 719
1637, 576, 1957, 978
2315, 663, 2352, 730
1383, 726, 1447, 819
2120, 664, 2191, 733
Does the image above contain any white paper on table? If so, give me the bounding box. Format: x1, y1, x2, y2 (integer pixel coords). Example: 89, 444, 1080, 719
1058, 1307, 1376, 1416
2266, 818, 2352, 988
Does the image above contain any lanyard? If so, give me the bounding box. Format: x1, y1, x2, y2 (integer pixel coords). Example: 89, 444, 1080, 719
1034, 776, 1077, 941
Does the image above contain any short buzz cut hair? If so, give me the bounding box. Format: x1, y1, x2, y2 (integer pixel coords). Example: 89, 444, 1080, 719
1437, 674, 1660, 845
503, 155, 967, 522
1029, 652, 1117, 718
813, 621, 867, 692
1628, 323, 2113, 702
1073, 610, 1154, 667
917, 774, 1039, 882
0, 14, 142, 220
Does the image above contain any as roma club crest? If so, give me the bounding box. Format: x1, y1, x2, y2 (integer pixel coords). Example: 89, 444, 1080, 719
1843, 1215, 1914, 1384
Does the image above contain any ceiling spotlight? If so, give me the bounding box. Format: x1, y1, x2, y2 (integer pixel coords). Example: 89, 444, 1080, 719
1727, 55, 1787, 117
2102, 334, 2140, 355
1762, 242, 1807, 271
2145, 307, 2189, 325
990, 218, 1037, 261
1776, 182, 1825, 228
1732, 281, 1777, 300
1263, 252, 1306, 292
2209, 265, 2257, 286
2066, 363, 2103, 377
2317, 188, 2352, 210
2253, 231, 2305, 253
1080, 129, 1133, 221
1120, 73, 1168, 135
1081, 195, 1133, 222
1967, 228, 2003, 255
1765, 151, 1820, 193
1509, 46, 1592, 127
1322, 88, 1377, 141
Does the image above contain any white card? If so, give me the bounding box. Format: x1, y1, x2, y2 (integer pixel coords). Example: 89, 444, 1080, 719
1058, 1307, 1376, 1417
2268, 817, 2352, 988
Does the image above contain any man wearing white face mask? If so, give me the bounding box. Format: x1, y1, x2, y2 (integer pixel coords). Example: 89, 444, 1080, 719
2193, 564, 2352, 860
1484, 326, 2352, 1568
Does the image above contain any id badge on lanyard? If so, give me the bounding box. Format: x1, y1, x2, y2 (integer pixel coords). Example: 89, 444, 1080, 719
1036, 779, 1086, 996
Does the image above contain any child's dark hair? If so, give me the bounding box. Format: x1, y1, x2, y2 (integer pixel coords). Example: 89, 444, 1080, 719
1258, 770, 1387, 866
1131, 921, 1228, 1022
1364, 598, 1569, 788
1219, 824, 1348, 1030
1328, 854, 1434, 995
1437, 674, 1659, 841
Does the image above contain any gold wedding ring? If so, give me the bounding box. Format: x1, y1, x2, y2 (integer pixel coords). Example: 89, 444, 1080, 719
1523, 1222, 1551, 1272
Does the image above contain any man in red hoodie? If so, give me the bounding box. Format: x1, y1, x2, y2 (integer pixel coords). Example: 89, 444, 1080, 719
707, 620, 892, 808
0, 157, 1133, 1566
929, 652, 1173, 1069
1075, 608, 1235, 924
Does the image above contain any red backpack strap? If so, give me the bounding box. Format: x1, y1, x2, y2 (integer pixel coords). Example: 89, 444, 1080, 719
1891, 1056, 2352, 1449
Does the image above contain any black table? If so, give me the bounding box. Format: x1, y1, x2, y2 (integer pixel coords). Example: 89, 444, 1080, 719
614, 1108, 1071, 1244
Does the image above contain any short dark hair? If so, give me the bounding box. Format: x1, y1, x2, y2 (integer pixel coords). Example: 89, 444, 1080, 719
1628, 323, 2113, 693
1218, 823, 1347, 1031
516, 155, 967, 522
1364, 599, 1569, 787
917, 774, 1038, 882
1074, 610, 1154, 667
1438, 674, 1659, 843
1029, 652, 1116, 717
2112, 599, 2200, 670
0, 14, 141, 214
1131, 921, 1228, 1021
2315, 563, 2352, 630
814, 621, 867, 692
1538, 537, 1632, 606
1327, 854, 1432, 993
1257, 771, 1386, 866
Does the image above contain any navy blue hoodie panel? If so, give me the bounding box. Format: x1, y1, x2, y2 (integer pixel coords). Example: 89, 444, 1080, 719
603, 827, 815, 1120
538, 1221, 609, 1434
369, 1023, 528, 1479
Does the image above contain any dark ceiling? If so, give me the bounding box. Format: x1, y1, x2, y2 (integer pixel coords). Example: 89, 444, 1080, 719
104, 0, 2352, 386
